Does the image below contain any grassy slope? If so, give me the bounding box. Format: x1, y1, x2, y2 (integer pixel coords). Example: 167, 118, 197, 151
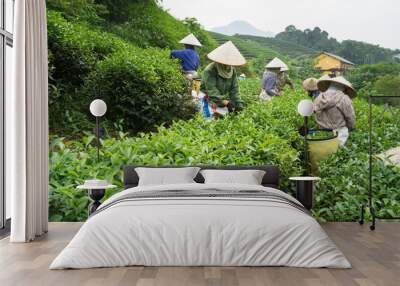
106, 2, 218, 63
208, 32, 320, 77
47, 1, 218, 134
237, 34, 318, 59
209, 31, 317, 60
209, 31, 285, 60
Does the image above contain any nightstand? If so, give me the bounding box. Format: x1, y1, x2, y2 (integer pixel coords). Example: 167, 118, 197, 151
289, 177, 321, 210
77, 180, 116, 215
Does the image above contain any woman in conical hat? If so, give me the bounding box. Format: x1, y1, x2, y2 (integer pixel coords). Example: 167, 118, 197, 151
313, 76, 357, 146
317, 75, 357, 98
170, 33, 202, 74
200, 41, 246, 116
265, 57, 287, 70
261, 57, 284, 98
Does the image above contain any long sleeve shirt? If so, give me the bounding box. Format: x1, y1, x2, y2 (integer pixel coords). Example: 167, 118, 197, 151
200, 63, 243, 109
277, 72, 294, 92
262, 71, 278, 96
314, 90, 356, 130
170, 48, 200, 72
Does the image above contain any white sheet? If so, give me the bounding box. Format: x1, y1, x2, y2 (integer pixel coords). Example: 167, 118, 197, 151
50, 183, 350, 269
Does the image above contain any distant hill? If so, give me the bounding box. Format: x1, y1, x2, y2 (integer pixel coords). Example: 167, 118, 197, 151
211, 20, 274, 38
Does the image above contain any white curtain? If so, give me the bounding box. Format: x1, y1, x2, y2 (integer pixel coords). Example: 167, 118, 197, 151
8, 0, 49, 242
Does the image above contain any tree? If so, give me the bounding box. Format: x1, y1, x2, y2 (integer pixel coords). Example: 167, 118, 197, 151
373, 75, 400, 96
346, 63, 400, 98
276, 25, 339, 52
338, 40, 395, 64
275, 25, 396, 65
285, 25, 297, 33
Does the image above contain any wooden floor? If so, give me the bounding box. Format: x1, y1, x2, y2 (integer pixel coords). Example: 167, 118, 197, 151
0, 222, 399, 286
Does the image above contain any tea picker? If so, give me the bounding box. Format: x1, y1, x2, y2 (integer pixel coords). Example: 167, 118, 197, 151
200, 41, 246, 118
170, 33, 202, 76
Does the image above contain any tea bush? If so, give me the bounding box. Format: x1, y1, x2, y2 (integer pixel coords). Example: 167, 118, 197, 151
46, 0, 108, 25
47, 10, 128, 133
107, 1, 189, 49
314, 99, 400, 221
48, 10, 197, 135
373, 75, 400, 97
347, 63, 400, 91
82, 49, 195, 133
47, 11, 127, 89
49, 80, 400, 222
49, 81, 305, 221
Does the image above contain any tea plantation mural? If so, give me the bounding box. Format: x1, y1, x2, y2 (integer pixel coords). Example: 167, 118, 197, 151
47, 0, 400, 222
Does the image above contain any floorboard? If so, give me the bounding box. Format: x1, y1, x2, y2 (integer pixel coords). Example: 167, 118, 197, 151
0, 222, 399, 286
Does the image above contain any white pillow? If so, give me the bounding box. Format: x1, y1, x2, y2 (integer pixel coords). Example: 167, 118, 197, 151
200, 169, 266, 185
135, 167, 200, 186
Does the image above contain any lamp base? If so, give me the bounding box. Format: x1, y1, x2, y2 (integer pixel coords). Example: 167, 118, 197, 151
88, 189, 105, 215
296, 181, 314, 210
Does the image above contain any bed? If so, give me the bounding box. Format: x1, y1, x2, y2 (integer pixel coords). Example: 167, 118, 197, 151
50, 165, 350, 269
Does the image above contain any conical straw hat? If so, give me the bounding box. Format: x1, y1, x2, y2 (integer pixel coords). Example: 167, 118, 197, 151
318, 74, 332, 81
179, 33, 202, 47
265, 57, 287, 69
302, 78, 319, 91
317, 76, 357, 98
280, 65, 289, 71
207, 41, 246, 66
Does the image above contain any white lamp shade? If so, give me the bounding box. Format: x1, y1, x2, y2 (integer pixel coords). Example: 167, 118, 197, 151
90, 99, 107, 117
297, 99, 314, 117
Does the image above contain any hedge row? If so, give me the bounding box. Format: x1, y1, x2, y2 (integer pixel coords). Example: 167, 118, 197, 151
49, 80, 305, 221
47, 10, 193, 135
49, 81, 400, 222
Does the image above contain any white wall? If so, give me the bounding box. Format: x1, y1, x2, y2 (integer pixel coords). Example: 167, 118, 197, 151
5, 44, 14, 220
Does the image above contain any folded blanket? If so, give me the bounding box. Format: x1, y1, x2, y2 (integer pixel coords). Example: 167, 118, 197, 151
92, 188, 310, 218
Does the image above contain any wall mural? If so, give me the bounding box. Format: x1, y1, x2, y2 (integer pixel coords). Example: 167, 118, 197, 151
46, 0, 400, 222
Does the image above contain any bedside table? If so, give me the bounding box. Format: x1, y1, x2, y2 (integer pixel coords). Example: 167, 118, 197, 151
289, 177, 321, 210
77, 181, 116, 215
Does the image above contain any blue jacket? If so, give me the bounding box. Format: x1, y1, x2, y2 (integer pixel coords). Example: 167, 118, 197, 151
262, 71, 278, 96
170, 48, 200, 72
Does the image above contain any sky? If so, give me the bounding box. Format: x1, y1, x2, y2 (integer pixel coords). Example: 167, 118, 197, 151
162, 0, 399, 50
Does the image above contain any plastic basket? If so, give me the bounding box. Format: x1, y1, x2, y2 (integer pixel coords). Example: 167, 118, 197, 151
306, 129, 340, 174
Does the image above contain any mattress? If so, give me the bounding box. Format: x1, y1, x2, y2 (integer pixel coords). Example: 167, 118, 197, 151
50, 183, 350, 269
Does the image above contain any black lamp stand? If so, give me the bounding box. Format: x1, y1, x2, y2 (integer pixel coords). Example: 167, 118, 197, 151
95, 116, 100, 163
303, 116, 310, 176
88, 115, 105, 215
359, 95, 400, 230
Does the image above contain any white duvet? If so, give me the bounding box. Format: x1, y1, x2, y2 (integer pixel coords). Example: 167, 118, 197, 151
50, 183, 350, 269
